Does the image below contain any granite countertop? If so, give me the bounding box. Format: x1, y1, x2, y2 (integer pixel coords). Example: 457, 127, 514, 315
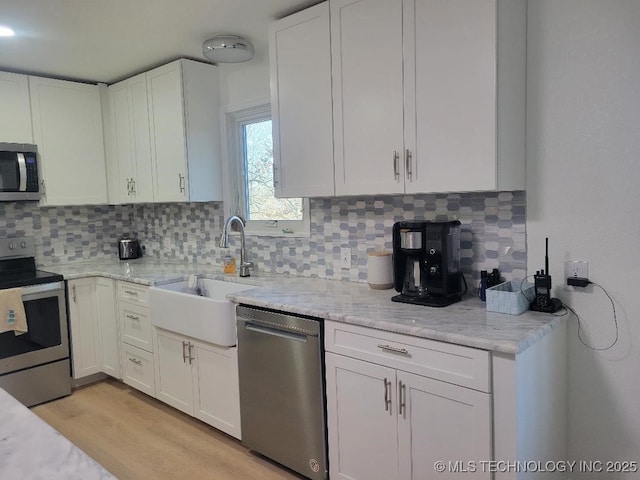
0, 388, 115, 479
43, 258, 563, 355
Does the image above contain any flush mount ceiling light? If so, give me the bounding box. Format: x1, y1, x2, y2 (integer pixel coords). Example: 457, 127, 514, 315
202, 35, 254, 63
0, 26, 15, 37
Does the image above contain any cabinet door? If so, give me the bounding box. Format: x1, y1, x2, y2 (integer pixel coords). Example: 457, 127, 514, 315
29, 76, 108, 205
155, 329, 194, 415
332, 0, 405, 196
397, 371, 492, 480
107, 74, 154, 204
270, 2, 334, 198
96, 277, 119, 378
128, 74, 154, 202
192, 341, 241, 439
326, 353, 399, 480
67, 279, 101, 379
0, 72, 33, 143
404, 0, 497, 193
147, 62, 188, 202
108, 80, 135, 202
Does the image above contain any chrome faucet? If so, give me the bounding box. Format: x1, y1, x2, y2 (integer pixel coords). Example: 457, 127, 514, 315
219, 215, 253, 277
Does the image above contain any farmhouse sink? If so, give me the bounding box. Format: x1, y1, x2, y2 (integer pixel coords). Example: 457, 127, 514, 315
149, 278, 254, 346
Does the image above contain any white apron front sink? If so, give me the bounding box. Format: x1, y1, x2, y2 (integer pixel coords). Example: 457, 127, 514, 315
149, 278, 254, 346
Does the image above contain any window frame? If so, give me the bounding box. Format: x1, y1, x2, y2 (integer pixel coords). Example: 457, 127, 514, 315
222, 101, 310, 238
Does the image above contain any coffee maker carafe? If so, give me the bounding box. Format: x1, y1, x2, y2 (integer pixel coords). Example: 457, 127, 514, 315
392, 220, 463, 307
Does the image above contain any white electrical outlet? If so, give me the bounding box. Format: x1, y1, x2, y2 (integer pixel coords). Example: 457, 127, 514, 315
565, 260, 589, 279
341, 247, 351, 270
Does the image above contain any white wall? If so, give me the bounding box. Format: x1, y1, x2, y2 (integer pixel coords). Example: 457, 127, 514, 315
527, 1, 640, 477
217, 41, 270, 108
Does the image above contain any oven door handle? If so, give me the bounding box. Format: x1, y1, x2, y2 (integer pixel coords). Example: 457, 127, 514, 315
21, 281, 65, 298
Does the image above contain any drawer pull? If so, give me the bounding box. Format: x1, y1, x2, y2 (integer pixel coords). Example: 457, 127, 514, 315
377, 344, 409, 355
126, 314, 140, 321
124, 290, 139, 296
128, 358, 142, 366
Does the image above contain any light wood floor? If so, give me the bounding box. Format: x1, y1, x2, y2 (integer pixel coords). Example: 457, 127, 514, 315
32, 379, 303, 480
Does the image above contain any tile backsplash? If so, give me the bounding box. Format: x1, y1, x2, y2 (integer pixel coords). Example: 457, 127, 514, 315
0, 190, 526, 287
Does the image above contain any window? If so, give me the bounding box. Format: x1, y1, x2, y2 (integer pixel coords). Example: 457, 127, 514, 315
224, 103, 309, 236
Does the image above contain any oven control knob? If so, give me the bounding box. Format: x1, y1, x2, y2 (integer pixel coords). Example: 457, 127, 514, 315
8, 242, 16, 250
20, 241, 27, 248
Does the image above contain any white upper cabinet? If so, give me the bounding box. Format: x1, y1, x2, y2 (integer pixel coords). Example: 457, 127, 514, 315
0, 72, 33, 143
147, 59, 222, 203
331, 0, 406, 196
105, 73, 154, 204
331, 0, 526, 196
403, 0, 526, 193
29, 76, 108, 205
269, 2, 335, 198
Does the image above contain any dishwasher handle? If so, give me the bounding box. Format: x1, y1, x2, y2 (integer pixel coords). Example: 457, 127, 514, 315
244, 322, 309, 343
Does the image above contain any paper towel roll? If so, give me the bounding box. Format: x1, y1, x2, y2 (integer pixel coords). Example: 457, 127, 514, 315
367, 251, 393, 290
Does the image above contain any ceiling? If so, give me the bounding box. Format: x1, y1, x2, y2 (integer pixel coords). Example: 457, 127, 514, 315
0, 0, 318, 84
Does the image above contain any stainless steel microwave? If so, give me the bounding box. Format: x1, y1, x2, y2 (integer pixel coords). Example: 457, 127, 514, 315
0, 143, 40, 201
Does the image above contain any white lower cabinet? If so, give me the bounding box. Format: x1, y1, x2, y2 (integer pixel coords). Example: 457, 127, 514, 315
118, 281, 155, 396
95, 278, 120, 378
325, 321, 491, 480
154, 328, 241, 439
67, 278, 101, 380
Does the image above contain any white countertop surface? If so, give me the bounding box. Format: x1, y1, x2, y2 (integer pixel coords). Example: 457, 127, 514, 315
0, 388, 115, 480
44, 258, 564, 355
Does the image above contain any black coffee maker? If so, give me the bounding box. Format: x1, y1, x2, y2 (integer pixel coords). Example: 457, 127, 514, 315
392, 220, 463, 307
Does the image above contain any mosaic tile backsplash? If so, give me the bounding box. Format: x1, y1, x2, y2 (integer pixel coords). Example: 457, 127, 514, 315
0, 191, 526, 287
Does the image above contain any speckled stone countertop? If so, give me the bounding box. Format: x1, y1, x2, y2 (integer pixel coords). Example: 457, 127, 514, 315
0, 388, 115, 479
44, 258, 563, 355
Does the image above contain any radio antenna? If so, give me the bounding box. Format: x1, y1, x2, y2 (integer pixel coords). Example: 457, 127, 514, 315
544, 237, 549, 275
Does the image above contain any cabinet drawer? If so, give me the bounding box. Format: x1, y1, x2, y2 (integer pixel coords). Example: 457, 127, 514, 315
119, 302, 153, 352
122, 343, 155, 397
118, 282, 150, 307
325, 321, 491, 392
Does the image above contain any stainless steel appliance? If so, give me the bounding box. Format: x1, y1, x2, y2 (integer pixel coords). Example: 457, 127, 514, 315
236, 305, 327, 480
0, 143, 40, 202
118, 235, 142, 260
0, 237, 71, 406
392, 220, 463, 307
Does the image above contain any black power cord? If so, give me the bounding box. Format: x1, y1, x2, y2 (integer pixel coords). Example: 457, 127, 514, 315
561, 281, 619, 351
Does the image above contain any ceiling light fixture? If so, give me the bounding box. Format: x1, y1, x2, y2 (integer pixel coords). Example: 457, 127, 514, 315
0, 26, 15, 37
202, 35, 254, 63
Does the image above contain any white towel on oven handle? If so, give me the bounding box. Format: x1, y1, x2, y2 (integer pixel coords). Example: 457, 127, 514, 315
0, 287, 28, 335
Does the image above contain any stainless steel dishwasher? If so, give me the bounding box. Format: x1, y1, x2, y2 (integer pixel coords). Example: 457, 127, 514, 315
236, 305, 327, 480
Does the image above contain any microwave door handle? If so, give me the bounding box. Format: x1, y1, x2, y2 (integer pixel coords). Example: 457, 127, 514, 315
17, 153, 27, 191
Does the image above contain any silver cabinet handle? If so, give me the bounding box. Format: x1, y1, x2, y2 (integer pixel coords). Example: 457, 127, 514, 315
182, 341, 188, 363
126, 314, 140, 321
377, 344, 409, 355
384, 377, 392, 412
405, 149, 412, 181
130, 179, 136, 194
128, 358, 142, 366
40, 179, 46, 196
126, 178, 131, 195
399, 380, 406, 417
178, 173, 185, 193
393, 150, 400, 180
273, 165, 279, 186
188, 343, 194, 364
72, 285, 77, 303
124, 290, 138, 296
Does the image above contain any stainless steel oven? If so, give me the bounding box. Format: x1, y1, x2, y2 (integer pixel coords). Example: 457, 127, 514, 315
0, 237, 70, 406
